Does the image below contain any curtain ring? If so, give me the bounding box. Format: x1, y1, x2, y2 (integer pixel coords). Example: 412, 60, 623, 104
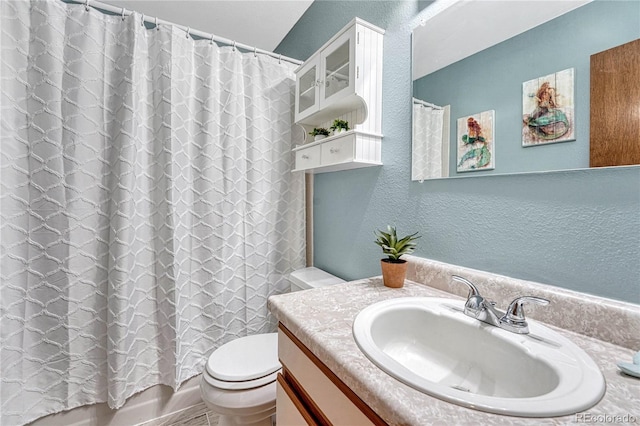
232, 41, 236, 51
210, 34, 214, 45
84, 0, 90, 11
278, 54, 282, 64
254, 47, 257, 57
155, 17, 159, 30
141, 14, 145, 26
121, 8, 126, 21
185, 27, 190, 39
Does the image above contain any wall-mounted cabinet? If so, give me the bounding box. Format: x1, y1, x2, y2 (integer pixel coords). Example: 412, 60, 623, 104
293, 18, 384, 173
292, 130, 382, 174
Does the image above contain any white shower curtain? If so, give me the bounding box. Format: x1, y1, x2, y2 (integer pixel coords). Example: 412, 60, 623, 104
412, 101, 445, 181
0, 1, 305, 424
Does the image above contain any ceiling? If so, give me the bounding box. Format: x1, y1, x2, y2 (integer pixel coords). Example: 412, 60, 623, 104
99, 0, 593, 78
106, 0, 314, 52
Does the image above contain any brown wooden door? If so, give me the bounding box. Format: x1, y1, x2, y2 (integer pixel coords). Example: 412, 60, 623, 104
590, 38, 640, 167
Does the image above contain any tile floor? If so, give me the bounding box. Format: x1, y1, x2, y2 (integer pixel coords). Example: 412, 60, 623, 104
138, 403, 219, 426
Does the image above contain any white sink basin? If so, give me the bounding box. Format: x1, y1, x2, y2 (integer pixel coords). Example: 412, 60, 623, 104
352, 297, 605, 417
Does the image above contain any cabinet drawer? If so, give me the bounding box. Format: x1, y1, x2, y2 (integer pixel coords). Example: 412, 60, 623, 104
320, 137, 354, 165
278, 326, 378, 426
295, 145, 322, 170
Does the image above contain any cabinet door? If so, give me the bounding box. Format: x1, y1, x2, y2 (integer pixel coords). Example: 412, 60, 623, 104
320, 29, 356, 107
590, 39, 640, 167
276, 374, 317, 425
278, 327, 379, 425
295, 59, 320, 123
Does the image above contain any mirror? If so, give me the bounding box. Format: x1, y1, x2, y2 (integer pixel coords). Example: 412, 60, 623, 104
411, 0, 640, 180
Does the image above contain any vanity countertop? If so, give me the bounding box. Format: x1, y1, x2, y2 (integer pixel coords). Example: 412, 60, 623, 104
268, 277, 640, 425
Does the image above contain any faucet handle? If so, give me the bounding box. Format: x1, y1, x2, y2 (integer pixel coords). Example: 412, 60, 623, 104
502, 296, 550, 327
452, 276, 485, 318
451, 275, 480, 299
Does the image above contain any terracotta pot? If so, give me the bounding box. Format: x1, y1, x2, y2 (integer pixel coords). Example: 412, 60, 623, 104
380, 259, 408, 288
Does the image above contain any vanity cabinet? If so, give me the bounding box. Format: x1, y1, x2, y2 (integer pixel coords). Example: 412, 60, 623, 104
293, 18, 384, 173
276, 324, 386, 425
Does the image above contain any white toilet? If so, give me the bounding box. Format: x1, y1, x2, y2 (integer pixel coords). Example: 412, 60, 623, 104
200, 267, 344, 426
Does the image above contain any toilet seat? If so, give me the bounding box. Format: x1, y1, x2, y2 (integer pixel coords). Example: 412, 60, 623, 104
204, 332, 280, 390
203, 369, 280, 390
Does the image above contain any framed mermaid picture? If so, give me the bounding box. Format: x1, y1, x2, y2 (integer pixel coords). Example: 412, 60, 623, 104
457, 110, 495, 173
522, 68, 575, 146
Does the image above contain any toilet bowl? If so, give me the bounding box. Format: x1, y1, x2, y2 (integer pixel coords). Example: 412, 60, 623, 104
200, 267, 344, 426
200, 333, 280, 426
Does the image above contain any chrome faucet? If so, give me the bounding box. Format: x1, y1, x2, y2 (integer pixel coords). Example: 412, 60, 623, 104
452, 275, 549, 334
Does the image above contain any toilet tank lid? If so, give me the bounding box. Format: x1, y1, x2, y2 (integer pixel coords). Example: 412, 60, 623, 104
289, 267, 345, 289
206, 333, 280, 382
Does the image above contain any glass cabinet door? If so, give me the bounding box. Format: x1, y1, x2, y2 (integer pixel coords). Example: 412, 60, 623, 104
297, 63, 318, 117
321, 31, 354, 104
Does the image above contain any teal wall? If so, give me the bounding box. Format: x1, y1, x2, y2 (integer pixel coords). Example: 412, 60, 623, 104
276, 0, 640, 304
413, 1, 640, 176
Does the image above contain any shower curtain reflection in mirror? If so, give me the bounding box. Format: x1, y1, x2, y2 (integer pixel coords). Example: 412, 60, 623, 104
412, 98, 450, 181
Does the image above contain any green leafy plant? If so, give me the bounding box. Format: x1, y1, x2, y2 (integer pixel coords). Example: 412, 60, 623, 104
330, 119, 350, 132
309, 127, 330, 137
374, 226, 420, 263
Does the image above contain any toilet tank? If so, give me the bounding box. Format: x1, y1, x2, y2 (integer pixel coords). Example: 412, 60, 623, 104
289, 267, 345, 292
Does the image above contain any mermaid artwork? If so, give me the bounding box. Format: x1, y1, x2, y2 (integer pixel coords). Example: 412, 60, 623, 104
524, 81, 570, 141
458, 117, 491, 170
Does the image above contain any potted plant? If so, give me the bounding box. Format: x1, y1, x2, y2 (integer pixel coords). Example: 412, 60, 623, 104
374, 226, 420, 288
330, 119, 350, 135
309, 127, 330, 141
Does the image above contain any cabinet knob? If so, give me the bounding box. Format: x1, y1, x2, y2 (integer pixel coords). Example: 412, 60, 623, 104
302, 154, 310, 160
330, 148, 340, 154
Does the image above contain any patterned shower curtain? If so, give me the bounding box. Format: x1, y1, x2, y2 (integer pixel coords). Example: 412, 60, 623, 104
0, 1, 305, 424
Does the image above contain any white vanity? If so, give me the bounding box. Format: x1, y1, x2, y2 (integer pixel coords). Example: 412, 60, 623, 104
269, 256, 640, 425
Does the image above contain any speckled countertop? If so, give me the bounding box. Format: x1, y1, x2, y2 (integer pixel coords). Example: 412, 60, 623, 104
268, 277, 640, 425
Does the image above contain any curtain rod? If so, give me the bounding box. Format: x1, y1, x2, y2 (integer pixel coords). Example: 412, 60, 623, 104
413, 97, 443, 110
65, 0, 303, 66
